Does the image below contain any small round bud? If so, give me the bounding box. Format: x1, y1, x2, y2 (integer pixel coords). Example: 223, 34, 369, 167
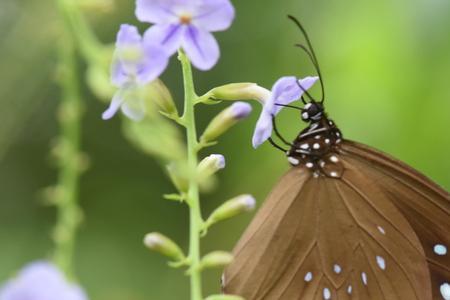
200, 251, 234, 270
200, 102, 252, 143
205, 195, 256, 227
143, 232, 185, 261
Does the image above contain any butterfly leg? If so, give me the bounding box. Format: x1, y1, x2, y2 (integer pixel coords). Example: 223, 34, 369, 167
271, 115, 293, 146
268, 138, 288, 152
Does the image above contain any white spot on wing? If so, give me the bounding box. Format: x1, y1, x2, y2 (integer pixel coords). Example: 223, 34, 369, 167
313, 143, 320, 149
323, 288, 331, 300
333, 264, 342, 274
330, 156, 338, 163
377, 226, 386, 235
361, 272, 368, 285
304, 272, 313, 282
288, 157, 299, 165
347, 285, 352, 294
434, 244, 447, 256
330, 172, 338, 178
306, 162, 314, 168
441, 283, 450, 300
325, 138, 330, 144
376, 256, 386, 270
300, 143, 309, 150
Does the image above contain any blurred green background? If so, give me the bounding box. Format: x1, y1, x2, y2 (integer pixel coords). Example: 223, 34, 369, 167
0, 0, 449, 299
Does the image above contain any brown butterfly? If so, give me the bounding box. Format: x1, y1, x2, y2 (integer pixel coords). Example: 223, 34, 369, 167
222, 16, 450, 300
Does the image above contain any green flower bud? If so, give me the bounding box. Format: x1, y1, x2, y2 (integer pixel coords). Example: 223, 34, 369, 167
86, 65, 115, 102
205, 295, 245, 300
147, 80, 178, 116
203, 83, 271, 104
197, 154, 225, 179
200, 251, 234, 270
205, 195, 256, 227
167, 162, 189, 193
200, 102, 252, 143
143, 232, 185, 261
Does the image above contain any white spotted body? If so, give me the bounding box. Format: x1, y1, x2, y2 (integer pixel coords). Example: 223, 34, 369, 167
287, 111, 344, 178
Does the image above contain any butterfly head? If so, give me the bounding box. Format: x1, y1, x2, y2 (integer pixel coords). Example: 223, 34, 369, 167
301, 101, 324, 122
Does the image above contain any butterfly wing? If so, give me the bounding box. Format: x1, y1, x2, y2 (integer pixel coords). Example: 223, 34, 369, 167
340, 140, 450, 300
223, 140, 449, 300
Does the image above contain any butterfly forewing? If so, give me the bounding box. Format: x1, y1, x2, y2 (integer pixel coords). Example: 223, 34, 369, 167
223, 140, 449, 299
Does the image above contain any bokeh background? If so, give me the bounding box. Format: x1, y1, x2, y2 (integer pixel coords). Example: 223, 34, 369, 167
0, 0, 449, 299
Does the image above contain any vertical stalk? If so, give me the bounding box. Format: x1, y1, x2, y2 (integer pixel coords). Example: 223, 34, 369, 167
179, 50, 203, 300
54, 0, 83, 278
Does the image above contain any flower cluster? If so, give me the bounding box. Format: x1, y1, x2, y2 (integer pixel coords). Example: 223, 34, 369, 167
0, 262, 87, 300
103, 0, 235, 121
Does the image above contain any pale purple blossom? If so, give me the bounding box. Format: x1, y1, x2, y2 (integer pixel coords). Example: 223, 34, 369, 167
103, 24, 169, 121
0, 261, 88, 300
252, 76, 319, 148
136, 0, 235, 70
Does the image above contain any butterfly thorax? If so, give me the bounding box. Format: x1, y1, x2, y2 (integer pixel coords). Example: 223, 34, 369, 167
286, 114, 345, 178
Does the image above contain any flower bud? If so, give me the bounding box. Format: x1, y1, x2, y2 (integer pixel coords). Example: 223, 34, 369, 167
197, 154, 225, 178
86, 65, 115, 101
147, 80, 178, 116
200, 102, 252, 143
205, 295, 245, 300
204, 83, 271, 104
166, 163, 189, 193
143, 232, 185, 261
200, 251, 233, 270
205, 195, 256, 227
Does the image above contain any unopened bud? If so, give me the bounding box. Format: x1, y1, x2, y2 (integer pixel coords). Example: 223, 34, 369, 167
205, 295, 245, 300
166, 163, 189, 193
205, 195, 256, 227
86, 65, 115, 101
200, 251, 233, 270
147, 80, 178, 116
143, 232, 185, 261
197, 154, 225, 178
200, 102, 252, 143
205, 83, 271, 104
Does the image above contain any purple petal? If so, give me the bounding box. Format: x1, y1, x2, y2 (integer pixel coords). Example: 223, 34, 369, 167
143, 24, 184, 56
272, 76, 319, 114
121, 97, 146, 121
252, 110, 273, 148
111, 59, 128, 87
116, 24, 141, 49
0, 261, 88, 300
182, 25, 219, 70
102, 91, 124, 120
193, 0, 235, 32
136, 44, 169, 84
136, 0, 179, 24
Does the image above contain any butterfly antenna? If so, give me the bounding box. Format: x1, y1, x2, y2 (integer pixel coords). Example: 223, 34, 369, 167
288, 15, 326, 103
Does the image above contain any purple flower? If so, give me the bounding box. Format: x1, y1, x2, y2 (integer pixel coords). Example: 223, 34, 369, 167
0, 261, 88, 300
252, 76, 319, 148
103, 24, 169, 121
136, 0, 235, 70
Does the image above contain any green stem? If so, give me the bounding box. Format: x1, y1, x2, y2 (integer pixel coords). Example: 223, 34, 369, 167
54, 0, 84, 278
179, 50, 203, 300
